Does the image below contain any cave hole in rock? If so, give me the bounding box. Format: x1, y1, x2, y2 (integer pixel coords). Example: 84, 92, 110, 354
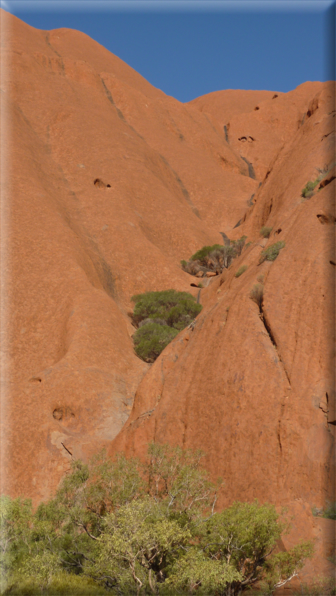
272, 94, 278, 99
238, 136, 247, 142
317, 212, 336, 225
330, 260, 336, 267
94, 178, 111, 188
319, 175, 335, 190
53, 407, 75, 421
254, 106, 260, 111
29, 377, 42, 383
328, 420, 336, 426
275, 228, 282, 235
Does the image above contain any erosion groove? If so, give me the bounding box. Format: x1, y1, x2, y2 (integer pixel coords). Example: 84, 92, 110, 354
261, 307, 291, 387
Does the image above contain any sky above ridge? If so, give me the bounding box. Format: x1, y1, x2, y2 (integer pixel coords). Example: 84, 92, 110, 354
3, 1, 334, 102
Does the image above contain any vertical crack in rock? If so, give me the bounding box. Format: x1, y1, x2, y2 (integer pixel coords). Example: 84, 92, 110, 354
240, 155, 256, 179
224, 124, 229, 143
45, 33, 65, 70
159, 154, 201, 219
100, 77, 144, 140
100, 77, 126, 122
256, 298, 291, 387
277, 421, 283, 454
61, 442, 73, 457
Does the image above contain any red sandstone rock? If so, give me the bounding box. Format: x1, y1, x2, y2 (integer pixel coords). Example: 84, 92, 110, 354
1, 8, 334, 585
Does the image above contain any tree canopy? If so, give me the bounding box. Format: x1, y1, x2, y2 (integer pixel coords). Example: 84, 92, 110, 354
1, 444, 314, 595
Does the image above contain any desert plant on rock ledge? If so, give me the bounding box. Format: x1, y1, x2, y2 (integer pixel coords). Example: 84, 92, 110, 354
182, 237, 248, 277
260, 226, 272, 239
131, 290, 202, 362
259, 241, 285, 264
235, 265, 248, 278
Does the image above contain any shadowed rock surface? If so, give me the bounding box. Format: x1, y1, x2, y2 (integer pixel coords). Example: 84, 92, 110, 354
1, 9, 334, 585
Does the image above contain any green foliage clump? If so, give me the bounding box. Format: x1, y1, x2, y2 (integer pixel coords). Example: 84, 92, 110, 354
133, 323, 179, 363
301, 179, 319, 198
1, 444, 314, 596
259, 241, 285, 264
235, 265, 248, 278
190, 244, 223, 262
131, 290, 202, 362
131, 290, 201, 329
322, 502, 336, 520
182, 237, 248, 278
260, 226, 272, 239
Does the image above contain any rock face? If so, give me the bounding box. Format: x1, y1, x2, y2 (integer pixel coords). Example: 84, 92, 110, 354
1, 9, 334, 583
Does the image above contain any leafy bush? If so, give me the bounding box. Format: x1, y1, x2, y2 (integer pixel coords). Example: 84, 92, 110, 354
323, 502, 336, 520
182, 237, 248, 277
131, 290, 201, 329
260, 226, 272, 238
133, 323, 179, 362
250, 283, 264, 309
1, 444, 314, 596
259, 241, 285, 264
301, 179, 319, 198
235, 265, 248, 278
190, 244, 223, 262
131, 290, 202, 361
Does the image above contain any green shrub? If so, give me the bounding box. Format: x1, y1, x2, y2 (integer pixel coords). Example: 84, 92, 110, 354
259, 241, 285, 264
322, 502, 336, 520
133, 323, 179, 362
301, 179, 319, 198
235, 265, 248, 278
260, 226, 272, 238
190, 244, 223, 262
250, 283, 264, 309
131, 290, 202, 361
180, 259, 188, 269
131, 289, 202, 329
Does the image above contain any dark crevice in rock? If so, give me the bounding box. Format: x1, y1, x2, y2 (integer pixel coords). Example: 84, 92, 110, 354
224, 124, 229, 143
61, 442, 73, 456
240, 155, 256, 179
319, 175, 335, 190
220, 232, 231, 246
260, 306, 291, 386
159, 154, 201, 219
45, 33, 64, 68
277, 424, 282, 453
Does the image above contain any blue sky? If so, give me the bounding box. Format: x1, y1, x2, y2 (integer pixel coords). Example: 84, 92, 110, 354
3, 1, 335, 102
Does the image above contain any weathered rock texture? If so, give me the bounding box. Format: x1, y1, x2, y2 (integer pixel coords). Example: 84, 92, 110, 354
1, 9, 334, 584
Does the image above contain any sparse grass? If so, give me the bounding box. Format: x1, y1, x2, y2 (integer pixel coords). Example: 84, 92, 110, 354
260, 226, 272, 239
250, 283, 264, 309
257, 274, 264, 284
235, 265, 248, 278
259, 241, 285, 264
198, 283, 203, 288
